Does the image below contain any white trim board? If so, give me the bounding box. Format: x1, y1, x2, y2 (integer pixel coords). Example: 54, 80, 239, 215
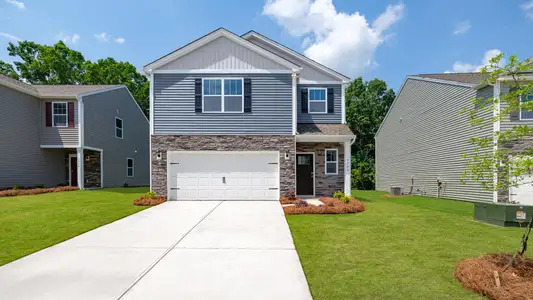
152, 69, 293, 74
296, 152, 316, 197
143, 28, 301, 73
295, 135, 355, 143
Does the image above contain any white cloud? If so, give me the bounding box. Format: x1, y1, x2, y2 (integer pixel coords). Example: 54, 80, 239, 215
263, 0, 405, 77
522, 1, 533, 19
94, 32, 109, 42
5, 0, 25, 9
453, 21, 471, 35
114, 37, 125, 44
56, 32, 80, 44
0, 32, 21, 41
450, 49, 504, 73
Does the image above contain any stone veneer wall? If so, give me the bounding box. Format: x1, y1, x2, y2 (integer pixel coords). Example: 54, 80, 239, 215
498, 137, 533, 202
151, 135, 296, 198
296, 142, 344, 196
84, 149, 101, 188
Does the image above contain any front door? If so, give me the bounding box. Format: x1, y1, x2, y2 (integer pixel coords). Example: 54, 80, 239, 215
70, 156, 78, 187
296, 154, 314, 195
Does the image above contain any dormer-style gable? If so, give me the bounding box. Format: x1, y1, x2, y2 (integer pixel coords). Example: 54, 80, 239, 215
143, 28, 301, 73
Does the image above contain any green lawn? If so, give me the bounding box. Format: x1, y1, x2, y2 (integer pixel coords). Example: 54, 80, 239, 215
0, 187, 149, 266
287, 190, 527, 300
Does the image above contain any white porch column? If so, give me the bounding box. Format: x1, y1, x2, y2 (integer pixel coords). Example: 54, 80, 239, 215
77, 147, 84, 189
344, 141, 351, 195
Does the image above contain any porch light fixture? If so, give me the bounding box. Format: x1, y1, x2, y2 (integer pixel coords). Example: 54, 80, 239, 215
85, 156, 90, 161
284, 152, 290, 160
156, 152, 162, 160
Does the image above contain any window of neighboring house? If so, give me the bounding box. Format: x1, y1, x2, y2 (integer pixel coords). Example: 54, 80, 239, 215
115, 117, 123, 139
52, 102, 68, 127
127, 158, 134, 177
203, 78, 243, 113
325, 149, 338, 175
520, 91, 533, 120
308, 88, 327, 114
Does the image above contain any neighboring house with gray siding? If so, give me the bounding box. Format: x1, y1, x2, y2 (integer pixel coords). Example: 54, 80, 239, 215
376, 72, 533, 204
0, 74, 149, 189
144, 28, 355, 201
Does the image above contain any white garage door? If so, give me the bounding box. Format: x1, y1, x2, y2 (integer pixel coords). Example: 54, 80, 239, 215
167, 151, 279, 201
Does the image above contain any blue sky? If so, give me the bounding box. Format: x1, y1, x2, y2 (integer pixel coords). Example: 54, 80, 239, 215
0, 0, 532, 90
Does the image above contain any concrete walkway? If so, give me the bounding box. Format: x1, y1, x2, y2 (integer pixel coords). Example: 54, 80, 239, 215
0, 201, 312, 300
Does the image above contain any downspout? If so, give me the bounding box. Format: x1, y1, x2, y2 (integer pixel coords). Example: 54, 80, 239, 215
76, 95, 85, 190
291, 71, 298, 135
148, 70, 154, 192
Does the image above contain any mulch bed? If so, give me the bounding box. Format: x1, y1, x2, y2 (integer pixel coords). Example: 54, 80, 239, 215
133, 195, 167, 206
455, 253, 533, 300
0, 186, 79, 197
282, 197, 365, 215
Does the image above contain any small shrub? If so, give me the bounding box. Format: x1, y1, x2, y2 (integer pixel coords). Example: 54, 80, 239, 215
12, 184, 24, 190
283, 190, 297, 201
295, 199, 308, 207
145, 191, 157, 197
56, 183, 68, 187
283, 197, 365, 215
333, 190, 345, 199
341, 195, 351, 203
34, 184, 45, 189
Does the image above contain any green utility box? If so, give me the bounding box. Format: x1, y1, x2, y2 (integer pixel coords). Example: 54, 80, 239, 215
474, 202, 533, 227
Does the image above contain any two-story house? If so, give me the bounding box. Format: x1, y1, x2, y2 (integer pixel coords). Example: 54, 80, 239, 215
375, 72, 533, 204
0, 74, 150, 189
144, 28, 355, 201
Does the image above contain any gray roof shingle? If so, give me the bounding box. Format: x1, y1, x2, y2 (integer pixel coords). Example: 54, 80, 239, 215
414, 72, 486, 85
0, 75, 121, 97
297, 124, 354, 136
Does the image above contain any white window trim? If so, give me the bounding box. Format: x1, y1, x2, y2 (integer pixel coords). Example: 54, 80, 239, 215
52, 102, 68, 128
127, 157, 134, 177
325, 148, 338, 175
519, 93, 533, 120
308, 88, 328, 114
202, 78, 244, 114
115, 117, 124, 139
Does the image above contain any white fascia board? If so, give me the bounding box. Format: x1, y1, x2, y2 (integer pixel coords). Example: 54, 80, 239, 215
152, 69, 294, 74
374, 76, 474, 138
40, 145, 79, 148
143, 29, 301, 73
295, 135, 355, 143
299, 79, 344, 84
242, 31, 350, 82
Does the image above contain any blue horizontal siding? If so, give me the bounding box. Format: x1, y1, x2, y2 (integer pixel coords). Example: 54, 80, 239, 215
154, 73, 292, 134
297, 84, 342, 124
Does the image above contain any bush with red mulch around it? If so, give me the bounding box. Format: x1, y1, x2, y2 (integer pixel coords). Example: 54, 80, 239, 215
283, 196, 365, 215
133, 192, 167, 206
0, 186, 78, 197
455, 253, 533, 300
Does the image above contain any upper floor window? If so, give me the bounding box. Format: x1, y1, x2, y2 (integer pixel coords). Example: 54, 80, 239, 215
52, 102, 68, 127
115, 117, 123, 139
308, 88, 327, 114
325, 149, 338, 175
127, 158, 134, 177
203, 78, 243, 113
520, 91, 533, 120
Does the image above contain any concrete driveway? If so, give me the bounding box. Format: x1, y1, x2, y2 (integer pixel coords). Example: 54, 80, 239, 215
0, 201, 312, 300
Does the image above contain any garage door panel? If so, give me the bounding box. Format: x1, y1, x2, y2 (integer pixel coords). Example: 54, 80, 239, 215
168, 151, 279, 201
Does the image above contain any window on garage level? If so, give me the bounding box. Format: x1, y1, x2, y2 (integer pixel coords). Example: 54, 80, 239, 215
203, 78, 243, 113
127, 158, 134, 177
325, 149, 338, 175
308, 88, 327, 114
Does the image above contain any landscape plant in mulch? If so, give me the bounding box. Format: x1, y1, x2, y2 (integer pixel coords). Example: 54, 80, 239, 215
283, 196, 365, 215
455, 253, 533, 300
133, 192, 167, 206
280, 190, 300, 205
0, 186, 78, 197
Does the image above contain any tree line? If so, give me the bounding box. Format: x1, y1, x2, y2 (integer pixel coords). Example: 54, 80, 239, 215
0, 40, 396, 190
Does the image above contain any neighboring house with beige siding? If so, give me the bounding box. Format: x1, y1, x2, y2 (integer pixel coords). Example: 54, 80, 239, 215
0, 74, 149, 189
376, 72, 533, 204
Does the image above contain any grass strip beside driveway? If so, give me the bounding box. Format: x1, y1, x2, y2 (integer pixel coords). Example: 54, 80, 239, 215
0, 187, 149, 266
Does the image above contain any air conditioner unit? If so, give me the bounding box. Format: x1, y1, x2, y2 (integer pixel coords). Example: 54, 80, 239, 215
390, 186, 402, 196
